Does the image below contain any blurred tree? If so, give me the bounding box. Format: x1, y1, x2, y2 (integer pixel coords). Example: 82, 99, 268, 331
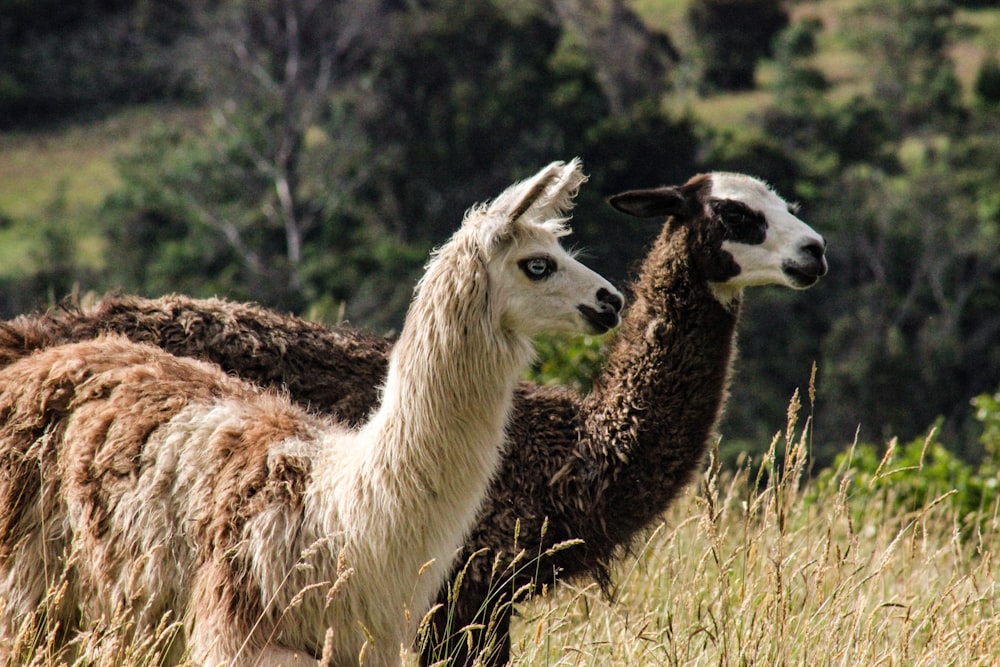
104, 0, 407, 314
102, 0, 697, 329
759, 16, 899, 183
687, 0, 788, 91
329, 0, 697, 324
803, 139, 1000, 460
712, 2, 1000, 465
723, 147, 1000, 466
845, 0, 965, 133
104, 124, 267, 303
550, 0, 679, 114
769, 18, 828, 111
0, 0, 197, 127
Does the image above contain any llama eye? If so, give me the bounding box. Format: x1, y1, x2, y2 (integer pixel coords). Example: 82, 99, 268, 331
711, 200, 767, 244
714, 202, 750, 227
519, 256, 556, 280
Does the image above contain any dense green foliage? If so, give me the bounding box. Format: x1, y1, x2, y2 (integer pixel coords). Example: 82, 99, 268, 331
0, 0, 198, 126
811, 414, 999, 535
974, 389, 1000, 459
2, 0, 1000, 469
688, 0, 789, 91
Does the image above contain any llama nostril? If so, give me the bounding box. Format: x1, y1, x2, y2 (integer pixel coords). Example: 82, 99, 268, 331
597, 288, 624, 313
802, 240, 825, 261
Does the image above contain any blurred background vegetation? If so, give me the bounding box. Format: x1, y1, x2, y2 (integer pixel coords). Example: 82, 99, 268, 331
1, 0, 1000, 471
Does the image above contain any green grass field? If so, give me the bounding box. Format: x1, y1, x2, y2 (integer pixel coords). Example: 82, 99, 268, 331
0, 106, 202, 278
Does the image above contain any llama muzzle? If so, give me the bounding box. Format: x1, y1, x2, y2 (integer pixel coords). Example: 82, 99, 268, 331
577, 287, 624, 333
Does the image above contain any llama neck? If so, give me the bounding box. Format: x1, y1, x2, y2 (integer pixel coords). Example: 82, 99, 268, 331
368, 325, 525, 504
578, 223, 740, 548
340, 248, 532, 545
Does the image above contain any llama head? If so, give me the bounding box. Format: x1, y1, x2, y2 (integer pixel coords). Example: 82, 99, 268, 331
448, 159, 624, 337
607, 172, 827, 301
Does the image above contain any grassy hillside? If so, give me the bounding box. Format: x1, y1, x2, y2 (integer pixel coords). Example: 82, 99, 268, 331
635, 0, 1000, 124
0, 106, 202, 279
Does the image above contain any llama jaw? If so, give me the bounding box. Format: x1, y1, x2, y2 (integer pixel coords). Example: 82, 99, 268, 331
576, 289, 623, 334
781, 251, 828, 288
577, 305, 617, 334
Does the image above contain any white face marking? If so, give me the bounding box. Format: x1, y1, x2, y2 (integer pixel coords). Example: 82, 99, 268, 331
709, 173, 827, 297
467, 159, 624, 337
491, 233, 623, 336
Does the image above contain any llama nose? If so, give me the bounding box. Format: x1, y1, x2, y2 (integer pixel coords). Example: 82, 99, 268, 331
578, 287, 624, 334
802, 239, 826, 261
800, 238, 828, 277
597, 287, 624, 314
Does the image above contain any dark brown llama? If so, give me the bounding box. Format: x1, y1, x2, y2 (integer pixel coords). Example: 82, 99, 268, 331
0, 172, 826, 665
0, 293, 391, 424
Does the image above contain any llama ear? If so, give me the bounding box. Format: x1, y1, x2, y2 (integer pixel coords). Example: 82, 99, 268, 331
507, 158, 586, 225
474, 159, 585, 250
607, 186, 692, 219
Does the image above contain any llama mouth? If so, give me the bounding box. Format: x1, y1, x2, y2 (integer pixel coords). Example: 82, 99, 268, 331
578, 304, 620, 334
782, 259, 827, 288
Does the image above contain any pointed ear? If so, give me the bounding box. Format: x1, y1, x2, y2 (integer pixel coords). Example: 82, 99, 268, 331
508, 158, 586, 225
607, 186, 692, 219
474, 158, 585, 250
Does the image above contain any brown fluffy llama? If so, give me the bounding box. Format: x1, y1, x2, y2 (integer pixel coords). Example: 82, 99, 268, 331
0, 160, 624, 666
0, 172, 826, 666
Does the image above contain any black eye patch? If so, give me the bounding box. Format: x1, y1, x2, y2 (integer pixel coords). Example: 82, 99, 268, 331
710, 199, 767, 245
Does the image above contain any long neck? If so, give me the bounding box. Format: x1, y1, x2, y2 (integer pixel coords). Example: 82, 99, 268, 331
578, 223, 740, 549
353, 246, 532, 538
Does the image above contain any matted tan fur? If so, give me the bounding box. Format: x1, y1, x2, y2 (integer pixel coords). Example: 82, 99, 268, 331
0, 160, 623, 666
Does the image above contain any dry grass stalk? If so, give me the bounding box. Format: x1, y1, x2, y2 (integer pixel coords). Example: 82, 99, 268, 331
507, 401, 1000, 666
11, 398, 999, 665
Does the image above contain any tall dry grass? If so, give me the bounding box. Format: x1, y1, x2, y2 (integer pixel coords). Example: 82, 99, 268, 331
10, 388, 1000, 665
508, 389, 1000, 666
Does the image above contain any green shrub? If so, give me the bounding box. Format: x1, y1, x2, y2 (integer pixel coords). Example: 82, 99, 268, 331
973, 389, 1000, 460
815, 423, 999, 530
527, 334, 608, 393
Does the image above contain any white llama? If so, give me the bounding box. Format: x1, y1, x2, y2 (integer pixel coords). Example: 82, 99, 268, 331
0, 160, 624, 666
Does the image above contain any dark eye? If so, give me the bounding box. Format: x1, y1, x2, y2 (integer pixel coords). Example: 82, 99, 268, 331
711, 200, 767, 244
519, 256, 556, 280
713, 201, 751, 227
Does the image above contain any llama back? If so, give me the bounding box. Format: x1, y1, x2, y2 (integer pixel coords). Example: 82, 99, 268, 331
1, 293, 392, 425
0, 336, 327, 656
